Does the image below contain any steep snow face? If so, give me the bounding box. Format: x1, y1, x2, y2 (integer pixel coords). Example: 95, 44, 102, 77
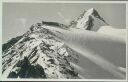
2, 23, 79, 79
69, 8, 108, 31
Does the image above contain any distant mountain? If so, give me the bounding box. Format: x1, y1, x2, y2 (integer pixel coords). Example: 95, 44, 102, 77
69, 8, 108, 31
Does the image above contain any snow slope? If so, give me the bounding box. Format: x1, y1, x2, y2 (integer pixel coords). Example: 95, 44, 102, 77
98, 26, 126, 40
43, 26, 126, 79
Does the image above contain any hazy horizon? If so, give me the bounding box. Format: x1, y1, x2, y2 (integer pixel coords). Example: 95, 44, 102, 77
2, 3, 126, 43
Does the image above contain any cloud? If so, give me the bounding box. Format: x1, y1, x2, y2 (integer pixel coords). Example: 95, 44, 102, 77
57, 12, 70, 24
17, 18, 27, 27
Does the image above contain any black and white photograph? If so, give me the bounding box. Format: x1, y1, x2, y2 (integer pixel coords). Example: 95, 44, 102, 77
1, 1, 127, 81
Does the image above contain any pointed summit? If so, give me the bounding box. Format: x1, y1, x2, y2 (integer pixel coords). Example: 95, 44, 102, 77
69, 8, 109, 31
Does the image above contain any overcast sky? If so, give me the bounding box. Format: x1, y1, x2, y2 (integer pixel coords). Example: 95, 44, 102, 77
2, 3, 126, 43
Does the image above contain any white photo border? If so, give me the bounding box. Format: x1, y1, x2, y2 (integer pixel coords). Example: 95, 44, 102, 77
0, 0, 128, 81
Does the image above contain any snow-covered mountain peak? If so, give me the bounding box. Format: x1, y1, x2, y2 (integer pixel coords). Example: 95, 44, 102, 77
2, 20, 79, 79
83, 8, 95, 17
69, 8, 109, 31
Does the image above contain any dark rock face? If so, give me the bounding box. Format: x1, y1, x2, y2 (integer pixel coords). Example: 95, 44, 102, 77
2, 36, 22, 52
42, 21, 68, 29
8, 57, 46, 78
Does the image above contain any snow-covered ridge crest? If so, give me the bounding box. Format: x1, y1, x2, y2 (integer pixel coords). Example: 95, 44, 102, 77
2, 20, 79, 79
